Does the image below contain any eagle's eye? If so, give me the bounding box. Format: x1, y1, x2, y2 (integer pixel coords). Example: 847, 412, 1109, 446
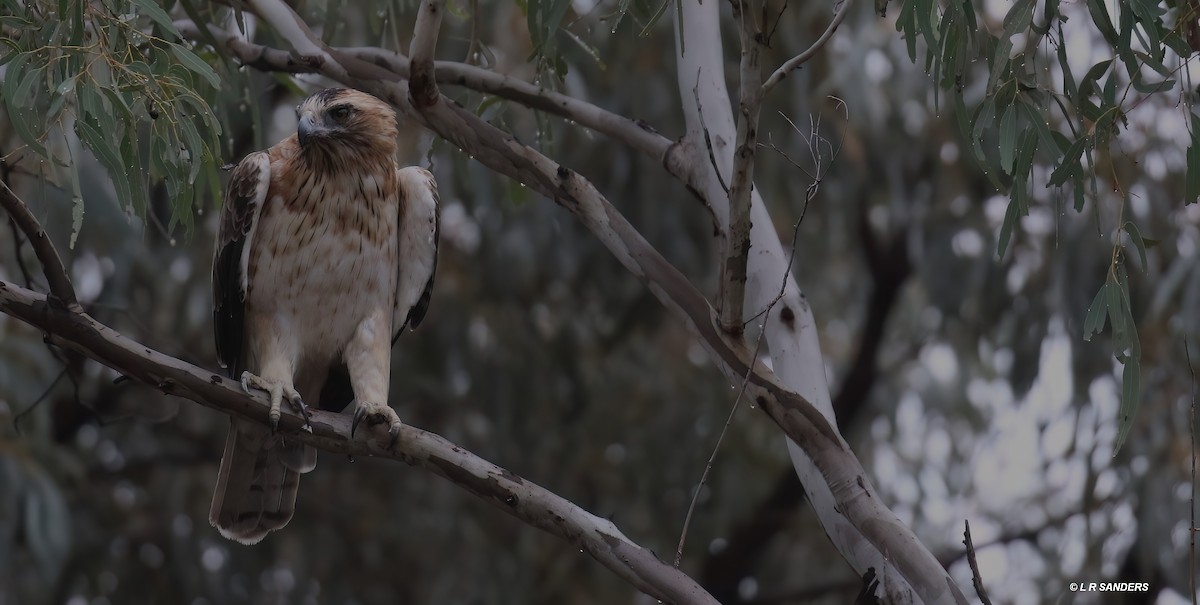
329, 105, 352, 121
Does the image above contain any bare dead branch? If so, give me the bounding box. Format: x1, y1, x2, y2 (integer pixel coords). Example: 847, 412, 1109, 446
0, 179, 78, 310
963, 520, 994, 605
760, 0, 852, 95
0, 278, 717, 605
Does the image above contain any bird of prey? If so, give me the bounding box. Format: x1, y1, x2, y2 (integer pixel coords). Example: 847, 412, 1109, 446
209, 88, 439, 544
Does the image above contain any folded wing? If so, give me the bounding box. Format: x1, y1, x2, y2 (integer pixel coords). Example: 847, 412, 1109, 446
392, 166, 440, 341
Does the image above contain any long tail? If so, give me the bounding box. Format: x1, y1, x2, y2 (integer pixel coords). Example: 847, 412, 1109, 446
209, 418, 316, 545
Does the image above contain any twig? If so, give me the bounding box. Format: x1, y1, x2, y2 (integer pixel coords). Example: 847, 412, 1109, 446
691, 73, 730, 196
1188, 340, 1197, 605
0, 277, 718, 605
743, 102, 846, 325
963, 520, 994, 605
761, 0, 852, 95
674, 328, 768, 567
763, 0, 789, 47
0, 179, 78, 310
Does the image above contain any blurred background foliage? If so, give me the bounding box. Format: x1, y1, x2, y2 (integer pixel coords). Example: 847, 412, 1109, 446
0, 0, 1199, 604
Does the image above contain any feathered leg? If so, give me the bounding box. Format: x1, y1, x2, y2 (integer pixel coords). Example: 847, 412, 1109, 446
345, 309, 401, 446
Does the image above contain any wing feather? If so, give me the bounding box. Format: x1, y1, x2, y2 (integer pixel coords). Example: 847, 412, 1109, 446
392, 166, 440, 343
213, 152, 271, 376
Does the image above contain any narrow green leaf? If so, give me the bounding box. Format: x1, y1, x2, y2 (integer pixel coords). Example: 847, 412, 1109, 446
1049, 136, 1087, 186
915, 0, 938, 52
971, 95, 995, 163
987, 38, 1013, 94
130, 0, 181, 38
4, 62, 48, 156
1013, 128, 1038, 181
1187, 120, 1200, 204
119, 129, 147, 216
1130, 72, 1175, 95
896, 0, 919, 62
999, 105, 1017, 173
1078, 59, 1113, 100
1133, 49, 1171, 77
1124, 221, 1149, 271
75, 118, 133, 210
179, 117, 205, 183
1114, 359, 1140, 453
954, 94, 972, 147
169, 44, 220, 89
1086, 0, 1119, 45
1082, 284, 1109, 341
178, 0, 226, 61
1101, 70, 1117, 106
1072, 173, 1086, 211
66, 146, 84, 249
1106, 275, 1126, 341
1040, 0, 1060, 30
1002, 0, 1033, 34
1164, 31, 1194, 58
100, 87, 134, 122
1019, 97, 1057, 152
997, 197, 1019, 257
1056, 26, 1078, 102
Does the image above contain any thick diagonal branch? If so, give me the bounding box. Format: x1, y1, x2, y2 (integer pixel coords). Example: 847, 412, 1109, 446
0, 179, 78, 310
0, 177, 715, 603
0, 279, 717, 605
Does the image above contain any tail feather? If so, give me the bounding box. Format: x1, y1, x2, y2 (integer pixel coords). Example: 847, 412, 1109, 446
209, 419, 313, 545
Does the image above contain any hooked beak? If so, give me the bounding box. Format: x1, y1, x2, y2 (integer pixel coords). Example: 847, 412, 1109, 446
297, 111, 320, 147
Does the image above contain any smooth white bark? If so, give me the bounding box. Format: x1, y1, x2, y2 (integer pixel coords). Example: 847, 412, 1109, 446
673, 1, 963, 603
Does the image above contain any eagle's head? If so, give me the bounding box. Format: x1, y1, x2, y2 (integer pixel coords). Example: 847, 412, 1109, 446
294, 88, 398, 163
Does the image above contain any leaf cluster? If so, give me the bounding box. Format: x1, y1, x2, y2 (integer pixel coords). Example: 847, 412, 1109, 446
0, 0, 222, 242
895, 0, 1199, 451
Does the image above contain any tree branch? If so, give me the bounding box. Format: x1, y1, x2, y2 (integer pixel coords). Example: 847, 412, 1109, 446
718, 0, 764, 336
0, 278, 717, 604
179, 4, 965, 601
760, 0, 852, 95
0, 179, 78, 310
675, 0, 966, 601
963, 520, 994, 605
173, 20, 699, 193
408, 0, 444, 108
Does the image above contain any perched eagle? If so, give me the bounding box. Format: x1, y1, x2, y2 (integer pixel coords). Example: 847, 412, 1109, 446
209, 88, 439, 544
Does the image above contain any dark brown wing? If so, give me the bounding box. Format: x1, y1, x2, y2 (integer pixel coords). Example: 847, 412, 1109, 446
213, 151, 271, 377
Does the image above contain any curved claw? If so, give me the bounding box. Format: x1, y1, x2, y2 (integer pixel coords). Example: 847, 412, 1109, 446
351, 405, 367, 438
294, 395, 313, 431
387, 422, 401, 449
269, 409, 281, 433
